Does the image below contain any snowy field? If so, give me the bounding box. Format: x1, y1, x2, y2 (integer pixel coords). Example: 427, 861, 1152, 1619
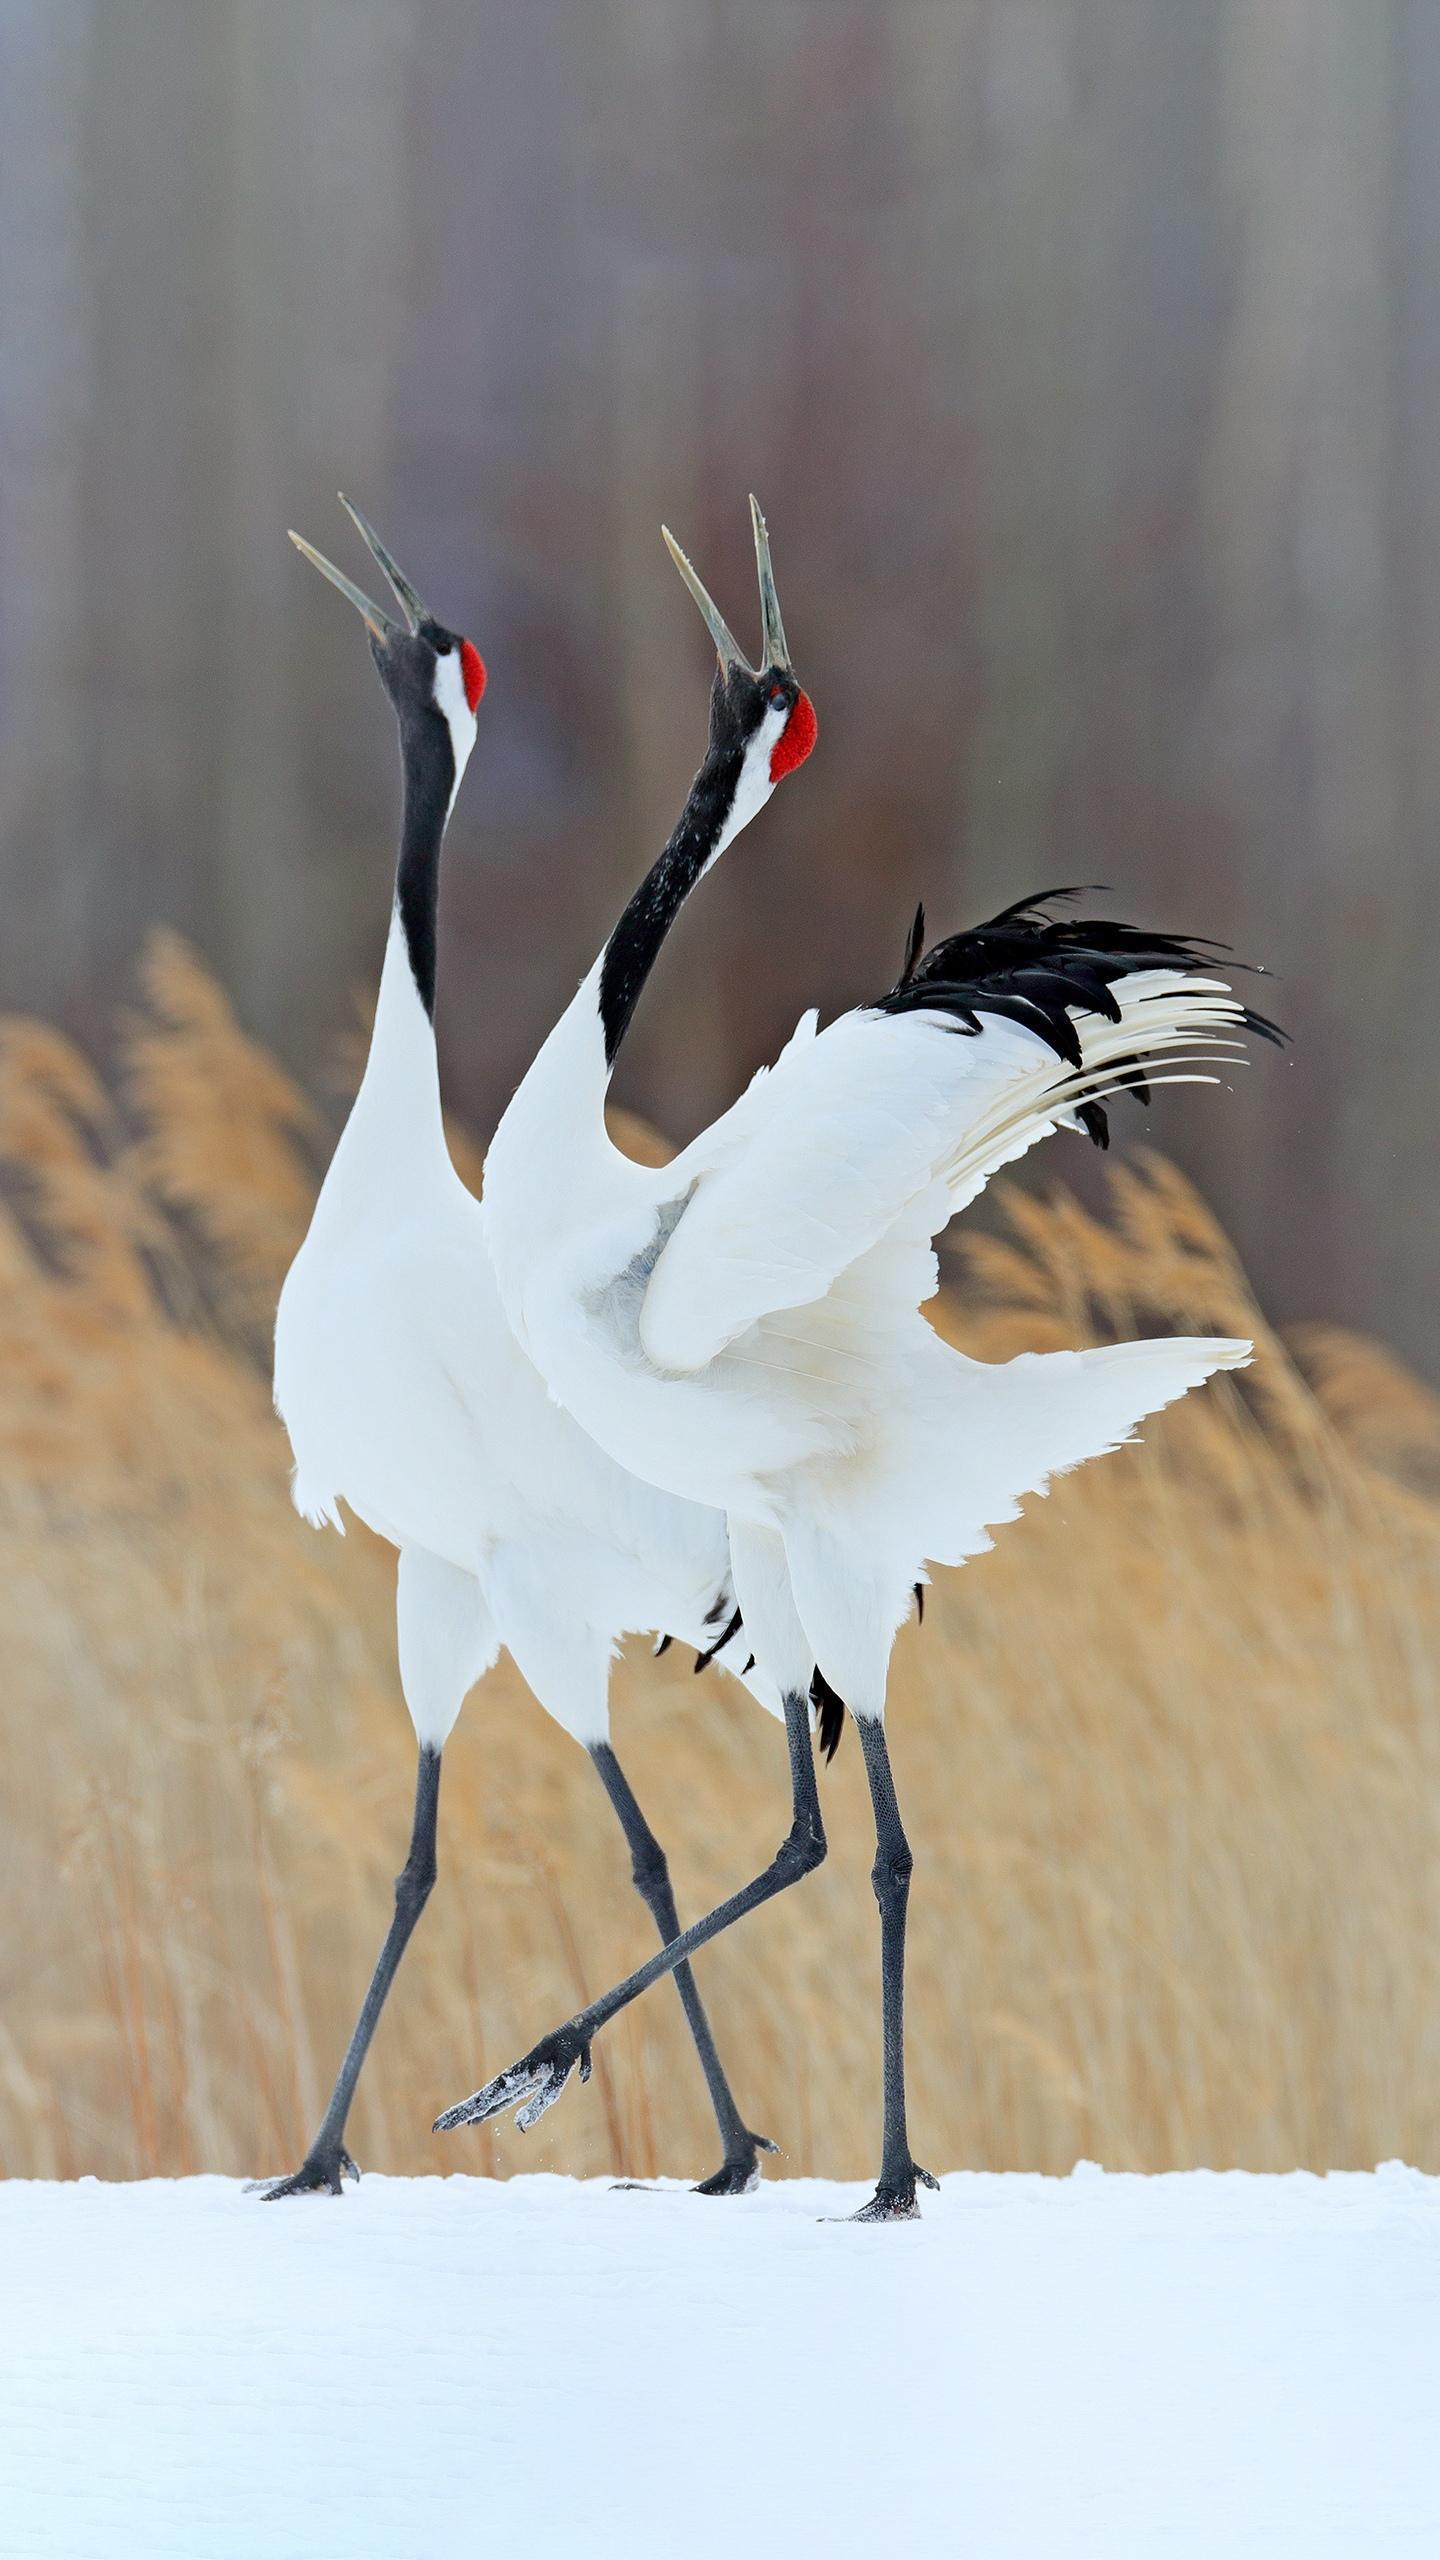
3, 2167, 1438, 2558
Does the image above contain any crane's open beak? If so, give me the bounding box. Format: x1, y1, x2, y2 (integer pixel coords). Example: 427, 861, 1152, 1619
661, 494, 793, 677
288, 497, 432, 642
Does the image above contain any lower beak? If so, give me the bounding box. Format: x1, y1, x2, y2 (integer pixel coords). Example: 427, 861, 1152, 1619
287, 532, 395, 642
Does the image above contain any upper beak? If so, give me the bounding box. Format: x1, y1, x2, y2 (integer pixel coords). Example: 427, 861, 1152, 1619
339, 496, 431, 632
749, 495, 792, 673
661, 495, 794, 676
287, 497, 432, 641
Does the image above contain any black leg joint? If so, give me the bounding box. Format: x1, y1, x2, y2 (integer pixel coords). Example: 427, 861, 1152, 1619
871, 1837, 914, 1904
777, 1811, 827, 1885
394, 1847, 437, 1918
589, 1748, 676, 1909
629, 1841, 671, 1903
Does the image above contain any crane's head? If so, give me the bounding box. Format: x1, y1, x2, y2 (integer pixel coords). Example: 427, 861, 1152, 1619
289, 499, 486, 795
662, 497, 817, 822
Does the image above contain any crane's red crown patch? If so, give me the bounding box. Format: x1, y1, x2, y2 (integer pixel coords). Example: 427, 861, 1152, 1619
771, 689, 818, 782
460, 639, 487, 712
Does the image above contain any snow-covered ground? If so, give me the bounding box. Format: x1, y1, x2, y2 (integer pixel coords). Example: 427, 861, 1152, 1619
3, 2167, 1438, 2558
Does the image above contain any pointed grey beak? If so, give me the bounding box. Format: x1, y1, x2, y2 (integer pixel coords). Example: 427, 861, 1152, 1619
288, 529, 398, 642
749, 495, 792, 673
338, 495, 431, 634
661, 523, 754, 674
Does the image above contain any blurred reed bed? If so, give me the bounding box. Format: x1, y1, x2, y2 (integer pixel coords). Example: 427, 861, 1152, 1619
1, 934, 1437, 2184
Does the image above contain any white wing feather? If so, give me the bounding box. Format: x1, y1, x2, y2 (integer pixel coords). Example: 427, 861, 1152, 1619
641, 974, 1249, 1375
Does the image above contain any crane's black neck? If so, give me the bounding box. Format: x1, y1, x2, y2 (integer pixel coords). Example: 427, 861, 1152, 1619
394, 710, 456, 1021
597, 734, 745, 1066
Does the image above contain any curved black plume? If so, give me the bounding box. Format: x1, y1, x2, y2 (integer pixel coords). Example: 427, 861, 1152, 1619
877, 888, 1282, 1149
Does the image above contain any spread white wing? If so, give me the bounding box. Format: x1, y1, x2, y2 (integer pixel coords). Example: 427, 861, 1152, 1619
640, 971, 1250, 1376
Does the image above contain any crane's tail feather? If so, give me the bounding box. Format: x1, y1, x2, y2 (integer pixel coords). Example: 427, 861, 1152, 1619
902, 1331, 1254, 1572
784, 1331, 1250, 1714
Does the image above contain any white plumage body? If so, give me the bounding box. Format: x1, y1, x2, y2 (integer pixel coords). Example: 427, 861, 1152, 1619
274, 910, 771, 1749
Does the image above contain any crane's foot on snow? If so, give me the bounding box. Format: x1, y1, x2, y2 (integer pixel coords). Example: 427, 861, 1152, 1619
248, 2145, 361, 2202
695, 2132, 779, 2196
434, 2026, 593, 2136
846, 2163, 939, 2224
615, 2131, 779, 2197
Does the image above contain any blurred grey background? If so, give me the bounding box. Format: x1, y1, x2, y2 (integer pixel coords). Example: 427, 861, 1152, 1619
0, 3, 1433, 1376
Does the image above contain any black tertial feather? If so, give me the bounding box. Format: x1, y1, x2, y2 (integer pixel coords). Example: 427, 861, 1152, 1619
875, 889, 1282, 1149
810, 1666, 846, 1764
693, 1606, 742, 1674
897, 902, 927, 991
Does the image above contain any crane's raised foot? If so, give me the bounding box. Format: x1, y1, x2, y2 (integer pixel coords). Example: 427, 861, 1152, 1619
846, 2162, 939, 2223
248, 2144, 361, 2202
435, 2025, 593, 2136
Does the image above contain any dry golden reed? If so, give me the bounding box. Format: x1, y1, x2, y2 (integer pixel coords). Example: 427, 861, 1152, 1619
1, 937, 1437, 2184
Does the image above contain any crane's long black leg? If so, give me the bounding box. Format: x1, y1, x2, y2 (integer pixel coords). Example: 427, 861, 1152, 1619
851, 1713, 936, 2221
590, 1744, 776, 2195
254, 1744, 441, 2200
437, 1693, 823, 2138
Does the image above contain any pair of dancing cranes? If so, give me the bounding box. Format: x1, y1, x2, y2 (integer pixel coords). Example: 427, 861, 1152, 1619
265, 495, 1272, 2220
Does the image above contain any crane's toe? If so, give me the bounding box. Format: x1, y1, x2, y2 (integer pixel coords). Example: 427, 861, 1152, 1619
434, 2027, 593, 2135
249, 2145, 361, 2202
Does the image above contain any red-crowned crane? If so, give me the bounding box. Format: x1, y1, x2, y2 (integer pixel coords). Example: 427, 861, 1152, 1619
437, 499, 1278, 2220
262, 502, 780, 2199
